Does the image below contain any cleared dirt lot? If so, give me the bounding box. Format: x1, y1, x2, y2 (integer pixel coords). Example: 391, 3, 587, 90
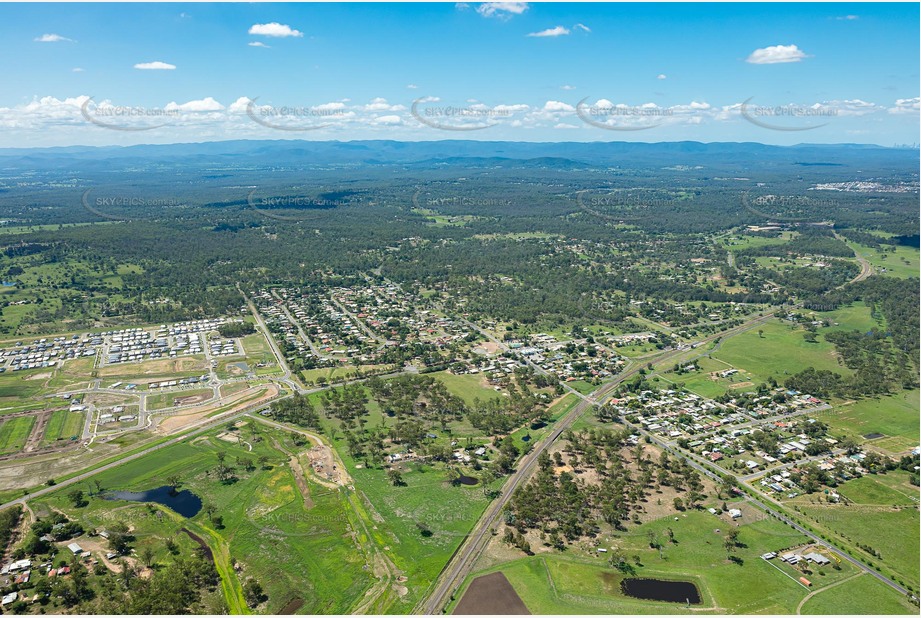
453, 572, 531, 615
154, 385, 278, 434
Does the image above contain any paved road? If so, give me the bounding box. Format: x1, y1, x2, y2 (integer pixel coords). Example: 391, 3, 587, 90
635, 426, 912, 600
417, 359, 646, 614
419, 310, 783, 614
0, 393, 292, 511
835, 233, 874, 288
241, 290, 304, 394
270, 289, 328, 360
738, 445, 845, 483
418, 302, 912, 613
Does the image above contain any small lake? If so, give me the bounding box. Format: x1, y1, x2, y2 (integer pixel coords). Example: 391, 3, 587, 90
103, 486, 203, 518
621, 578, 701, 604
456, 475, 479, 486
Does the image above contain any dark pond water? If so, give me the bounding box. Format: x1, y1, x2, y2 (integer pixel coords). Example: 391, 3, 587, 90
181, 528, 214, 563
456, 475, 479, 486
621, 578, 701, 604
103, 486, 202, 517
278, 598, 304, 614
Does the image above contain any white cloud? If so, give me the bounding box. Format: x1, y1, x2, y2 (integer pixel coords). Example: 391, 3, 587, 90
574, 23, 591, 33
689, 101, 711, 110
363, 98, 405, 112
248, 41, 270, 48
134, 61, 176, 70
22, 95, 90, 112
836, 15, 859, 20
407, 84, 419, 89
528, 25, 569, 37
228, 97, 253, 113
494, 103, 530, 113
373, 115, 403, 125
72, 67, 85, 73
314, 101, 347, 111
476, 2, 529, 18
543, 100, 575, 112
248, 22, 303, 38
889, 97, 920, 115
0, 95, 90, 131
746, 44, 808, 64
561, 85, 576, 91
657, 74, 667, 80
35, 33, 74, 43
165, 97, 224, 112
553, 123, 579, 129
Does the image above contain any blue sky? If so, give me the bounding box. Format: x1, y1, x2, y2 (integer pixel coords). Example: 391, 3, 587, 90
1, 2, 918, 147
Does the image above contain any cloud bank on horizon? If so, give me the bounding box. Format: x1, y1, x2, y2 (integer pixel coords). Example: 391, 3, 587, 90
1, 2, 917, 147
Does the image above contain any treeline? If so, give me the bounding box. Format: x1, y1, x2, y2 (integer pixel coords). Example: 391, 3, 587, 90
838, 229, 920, 250
269, 394, 321, 428
217, 321, 255, 338
746, 258, 859, 298
737, 233, 854, 258
0, 506, 22, 553
509, 429, 709, 544
312, 373, 549, 472
95, 553, 221, 614
805, 276, 919, 365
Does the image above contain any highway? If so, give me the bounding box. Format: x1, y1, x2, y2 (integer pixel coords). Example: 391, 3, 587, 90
639, 429, 911, 599
0, 391, 294, 511
418, 301, 915, 613
419, 307, 787, 614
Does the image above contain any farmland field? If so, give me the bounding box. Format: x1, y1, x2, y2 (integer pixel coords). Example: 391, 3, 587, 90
800, 572, 917, 614
712, 319, 851, 384
453, 510, 872, 615
791, 472, 920, 589
32, 421, 377, 614
41, 409, 85, 445
0, 415, 35, 454
431, 370, 503, 405
657, 355, 757, 398
850, 242, 920, 280
816, 301, 882, 335
814, 389, 919, 452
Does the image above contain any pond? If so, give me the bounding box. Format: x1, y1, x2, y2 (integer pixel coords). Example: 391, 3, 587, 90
103, 486, 203, 517
620, 578, 701, 604
456, 475, 479, 486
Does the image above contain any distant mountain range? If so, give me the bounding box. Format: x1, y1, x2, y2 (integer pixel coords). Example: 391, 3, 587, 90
0, 139, 916, 171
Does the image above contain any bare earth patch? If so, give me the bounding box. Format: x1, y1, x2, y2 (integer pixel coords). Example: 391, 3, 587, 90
154, 384, 278, 434
23, 372, 52, 381
728, 381, 755, 390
